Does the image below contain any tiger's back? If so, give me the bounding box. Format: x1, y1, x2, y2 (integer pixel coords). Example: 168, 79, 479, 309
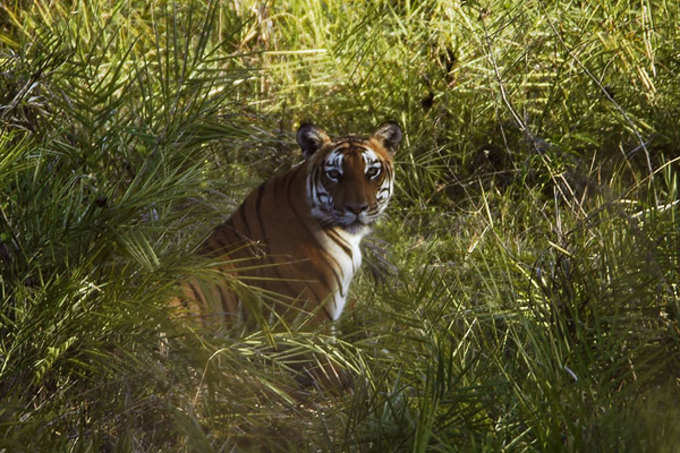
176, 122, 402, 328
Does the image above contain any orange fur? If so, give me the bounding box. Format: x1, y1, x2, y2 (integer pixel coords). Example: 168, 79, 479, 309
174, 123, 402, 329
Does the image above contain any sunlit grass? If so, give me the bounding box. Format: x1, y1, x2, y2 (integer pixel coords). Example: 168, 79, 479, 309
1, 0, 679, 451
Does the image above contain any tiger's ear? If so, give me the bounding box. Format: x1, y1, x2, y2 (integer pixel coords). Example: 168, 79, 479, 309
372, 122, 403, 153
297, 123, 330, 159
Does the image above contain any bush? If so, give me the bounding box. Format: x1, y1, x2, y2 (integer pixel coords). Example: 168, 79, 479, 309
1, 0, 678, 451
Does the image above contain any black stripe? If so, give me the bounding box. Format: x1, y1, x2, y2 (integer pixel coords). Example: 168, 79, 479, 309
311, 235, 346, 296
269, 256, 327, 302
307, 281, 327, 302
271, 261, 307, 295
322, 303, 333, 320
316, 229, 348, 295
187, 282, 207, 325
324, 232, 353, 295
238, 202, 253, 240
307, 166, 350, 295
209, 232, 230, 254
216, 284, 232, 318
325, 227, 353, 257
285, 167, 341, 295
328, 259, 346, 297
311, 167, 325, 204
271, 164, 330, 300
255, 182, 267, 242
188, 282, 202, 305
379, 168, 388, 185
312, 165, 321, 185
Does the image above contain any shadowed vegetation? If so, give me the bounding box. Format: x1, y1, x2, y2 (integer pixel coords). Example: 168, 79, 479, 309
1, 0, 679, 451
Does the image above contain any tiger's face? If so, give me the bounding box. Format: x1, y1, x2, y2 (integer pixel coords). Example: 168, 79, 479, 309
297, 123, 402, 233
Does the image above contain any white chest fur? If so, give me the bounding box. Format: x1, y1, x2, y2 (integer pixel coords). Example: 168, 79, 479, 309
316, 227, 366, 321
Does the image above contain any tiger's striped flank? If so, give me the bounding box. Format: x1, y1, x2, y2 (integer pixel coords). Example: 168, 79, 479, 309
174, 122, 402, 328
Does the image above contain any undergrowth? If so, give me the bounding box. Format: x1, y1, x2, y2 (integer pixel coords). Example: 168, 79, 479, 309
1, 1, 678, 451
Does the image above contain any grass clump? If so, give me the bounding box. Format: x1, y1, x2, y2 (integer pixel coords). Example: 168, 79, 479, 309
1, 0, 679, 451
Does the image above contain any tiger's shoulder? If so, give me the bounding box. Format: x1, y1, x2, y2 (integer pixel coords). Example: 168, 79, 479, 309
181, 122, 403, 327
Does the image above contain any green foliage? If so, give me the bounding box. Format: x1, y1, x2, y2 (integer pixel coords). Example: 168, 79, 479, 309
1, 0, 679, 451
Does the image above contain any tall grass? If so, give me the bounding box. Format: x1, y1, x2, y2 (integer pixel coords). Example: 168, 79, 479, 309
1, 0, 679, 451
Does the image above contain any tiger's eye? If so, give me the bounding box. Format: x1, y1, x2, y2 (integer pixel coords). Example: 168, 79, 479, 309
366, 167, 381, 179
326, 169, 341, 180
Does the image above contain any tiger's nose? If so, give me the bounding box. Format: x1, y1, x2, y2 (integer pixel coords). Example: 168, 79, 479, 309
346, 203, 368, 215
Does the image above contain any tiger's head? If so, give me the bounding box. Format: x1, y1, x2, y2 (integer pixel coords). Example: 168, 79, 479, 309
297, 122, 402, 233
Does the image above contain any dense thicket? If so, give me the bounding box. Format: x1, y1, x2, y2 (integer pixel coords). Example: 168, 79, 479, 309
1, 1, 678, 451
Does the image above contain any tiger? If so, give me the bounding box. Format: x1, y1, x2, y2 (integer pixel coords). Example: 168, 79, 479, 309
175, 122, 402, 330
